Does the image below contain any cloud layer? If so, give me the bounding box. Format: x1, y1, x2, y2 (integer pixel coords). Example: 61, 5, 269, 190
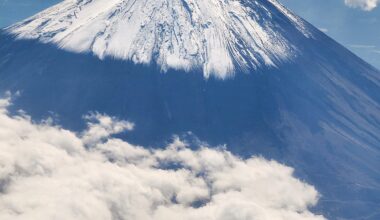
345, 0, 379, 11
0, 96, 325, 220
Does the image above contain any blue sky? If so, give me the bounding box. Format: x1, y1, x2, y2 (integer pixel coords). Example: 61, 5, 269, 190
0, 0, 379, 69
281, 0, 380, 69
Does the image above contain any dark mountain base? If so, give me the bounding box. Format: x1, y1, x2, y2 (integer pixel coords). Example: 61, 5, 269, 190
1, 32, 380, 219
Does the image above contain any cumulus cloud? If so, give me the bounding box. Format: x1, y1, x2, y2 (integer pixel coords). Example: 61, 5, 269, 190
344, 0, 379, 11
0, 96, 325, 220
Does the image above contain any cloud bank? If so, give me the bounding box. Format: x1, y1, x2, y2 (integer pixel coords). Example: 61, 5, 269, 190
344, 0, 379, 11
0, 96, 325, 220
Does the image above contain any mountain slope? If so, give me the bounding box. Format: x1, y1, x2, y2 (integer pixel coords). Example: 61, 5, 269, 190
1, 0, 380, 219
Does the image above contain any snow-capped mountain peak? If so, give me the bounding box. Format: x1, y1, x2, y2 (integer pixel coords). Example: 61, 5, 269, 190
7, 0, 313, 78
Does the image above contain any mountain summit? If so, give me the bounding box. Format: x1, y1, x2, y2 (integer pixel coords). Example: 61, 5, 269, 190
1, 0, 380, 219
7, 0, 313, 78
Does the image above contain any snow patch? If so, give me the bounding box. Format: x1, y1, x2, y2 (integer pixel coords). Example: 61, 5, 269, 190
7, 0, 313, 78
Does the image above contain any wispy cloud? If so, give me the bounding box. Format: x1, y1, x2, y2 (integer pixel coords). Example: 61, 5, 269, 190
0, 94, 325, 220
318, 28, 328, 33
349, 44, 377, 49
344, 0, 379, 11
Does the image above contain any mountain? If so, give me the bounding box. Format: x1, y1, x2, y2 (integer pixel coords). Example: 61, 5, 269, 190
0, 0, 380, 219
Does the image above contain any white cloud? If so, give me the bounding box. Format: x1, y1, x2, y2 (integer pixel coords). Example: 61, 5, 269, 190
81, 112, 134, 146
344, 0, 379, 11
349, 44, 377, 49
0, 96, 325, 220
